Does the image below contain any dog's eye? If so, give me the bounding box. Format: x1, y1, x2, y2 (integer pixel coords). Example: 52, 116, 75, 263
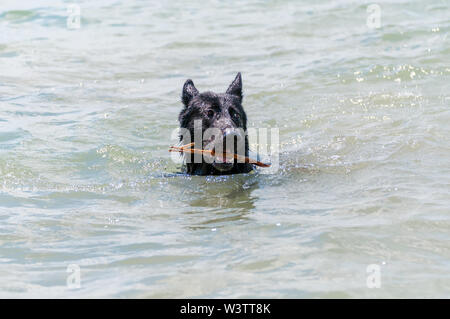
229, 109, 239, 120
207, 110, 215, 117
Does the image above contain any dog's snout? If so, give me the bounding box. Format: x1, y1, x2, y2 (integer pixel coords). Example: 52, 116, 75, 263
219, 128, 244, 154
223, 128, 244, 149
223, 128, 242, 142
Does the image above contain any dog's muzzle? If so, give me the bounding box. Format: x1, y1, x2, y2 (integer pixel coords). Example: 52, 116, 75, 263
211, 129, 244, 172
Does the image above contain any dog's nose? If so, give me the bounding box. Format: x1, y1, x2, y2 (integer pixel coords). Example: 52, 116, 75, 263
223, 128, 242, 141
222, 128, 243, 152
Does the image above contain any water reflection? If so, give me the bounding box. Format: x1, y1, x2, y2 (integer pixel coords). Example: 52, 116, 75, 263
181, 173, 260, 230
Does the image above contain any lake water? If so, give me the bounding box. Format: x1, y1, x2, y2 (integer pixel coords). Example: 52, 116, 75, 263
0, 0, 449, 298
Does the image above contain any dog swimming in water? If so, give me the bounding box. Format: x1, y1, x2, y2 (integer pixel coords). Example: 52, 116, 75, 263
177, 73, 254, 175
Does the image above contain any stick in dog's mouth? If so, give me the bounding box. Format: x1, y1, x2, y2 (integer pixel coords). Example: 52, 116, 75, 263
169, 143, 271, 168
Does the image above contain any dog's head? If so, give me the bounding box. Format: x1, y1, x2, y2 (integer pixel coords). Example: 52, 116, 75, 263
178, 73, 252, 175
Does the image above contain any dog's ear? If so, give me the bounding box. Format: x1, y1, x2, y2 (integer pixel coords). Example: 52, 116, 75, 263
182, 79, 199, 107
226, 72, 242, 101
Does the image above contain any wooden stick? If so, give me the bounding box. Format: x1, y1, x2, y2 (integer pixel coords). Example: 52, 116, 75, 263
169, 143, 271, 168
179, 142, 194, 150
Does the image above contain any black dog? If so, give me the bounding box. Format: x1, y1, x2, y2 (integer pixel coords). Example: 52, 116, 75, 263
178, 73, 253, 175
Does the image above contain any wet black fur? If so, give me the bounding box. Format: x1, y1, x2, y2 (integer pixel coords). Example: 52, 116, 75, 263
178, 73, 253, 175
